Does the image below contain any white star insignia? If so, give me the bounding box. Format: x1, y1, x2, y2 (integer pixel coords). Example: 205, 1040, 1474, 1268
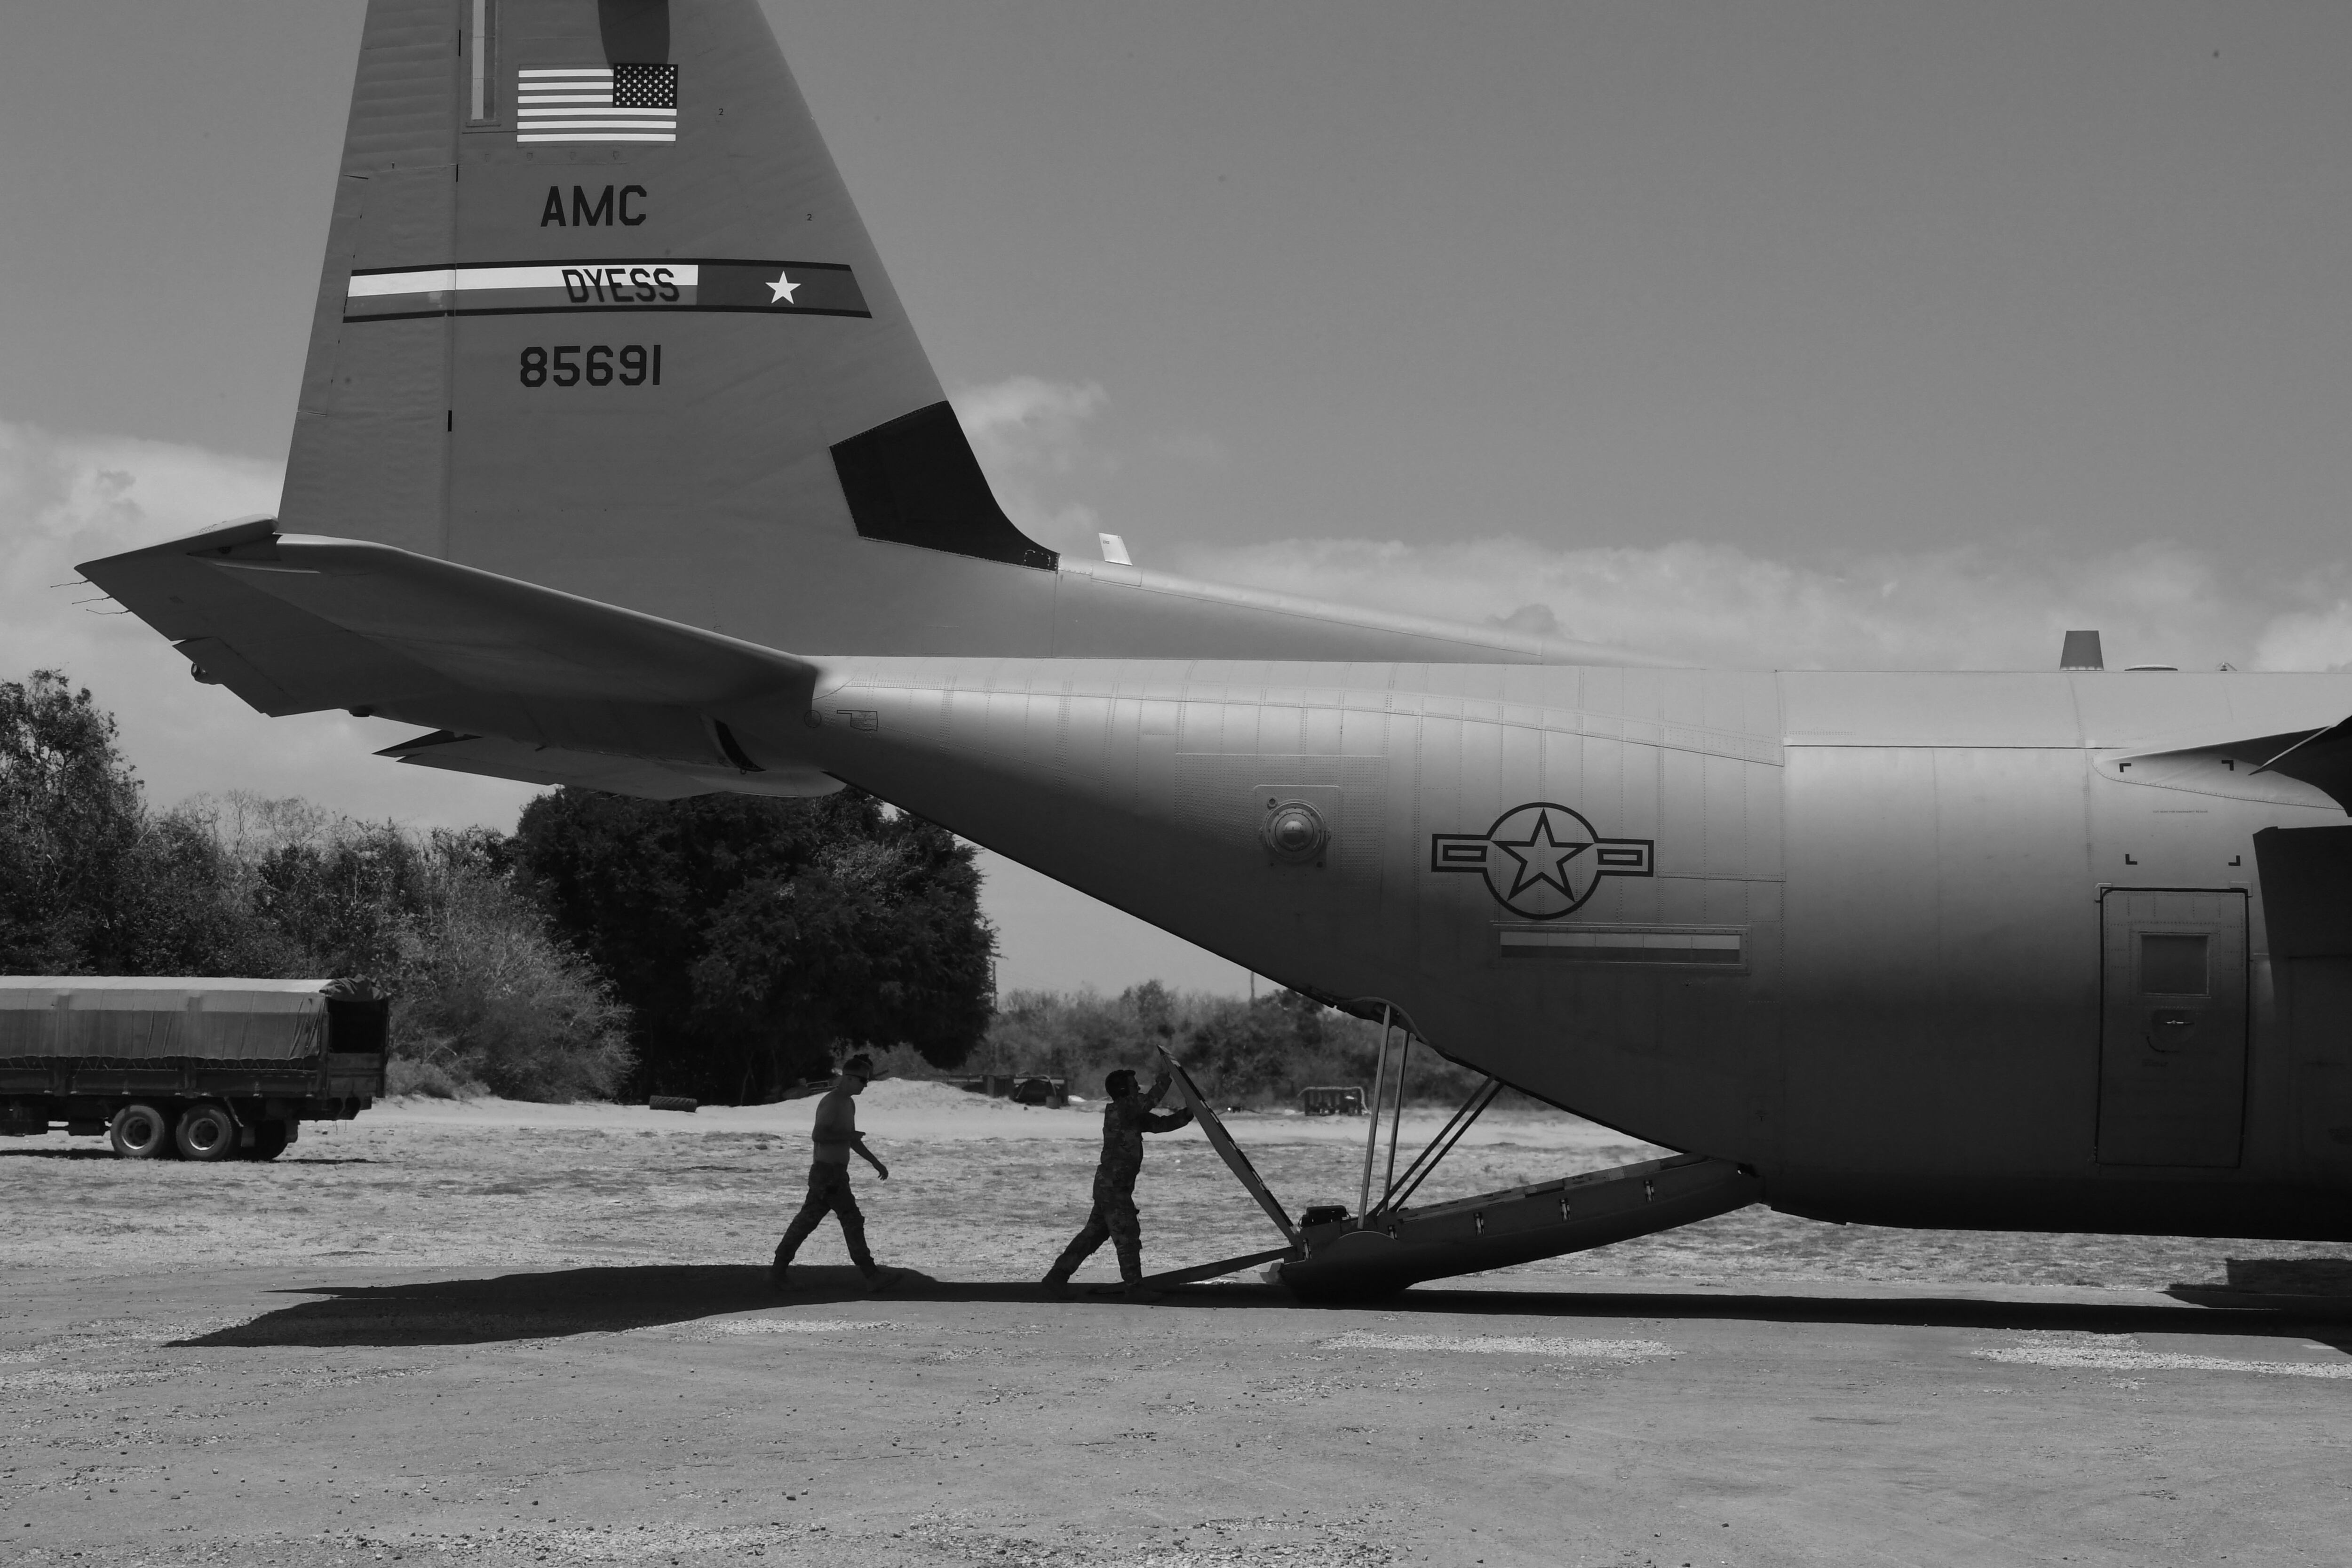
766, 271, 801, 304
1493, 810, 1590, 899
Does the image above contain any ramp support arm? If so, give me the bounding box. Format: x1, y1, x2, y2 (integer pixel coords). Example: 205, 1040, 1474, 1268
1382, 1016, 1410, 1212
1377, 1075, 1502, 1218
1359, 1003, 1394, 1222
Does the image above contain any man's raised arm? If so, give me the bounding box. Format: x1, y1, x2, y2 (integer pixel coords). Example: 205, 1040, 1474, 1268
1137, 1067, 1191, 1132
1143, 1104, 1194, 1133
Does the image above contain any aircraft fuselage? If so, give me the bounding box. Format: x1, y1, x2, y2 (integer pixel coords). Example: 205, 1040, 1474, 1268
763, 659, 2352, 1240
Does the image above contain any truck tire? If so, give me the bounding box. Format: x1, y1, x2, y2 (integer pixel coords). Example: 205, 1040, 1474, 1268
246, 1120, 290, 1161
173, 1101, 239, 1162
109, 1103, 174, 1160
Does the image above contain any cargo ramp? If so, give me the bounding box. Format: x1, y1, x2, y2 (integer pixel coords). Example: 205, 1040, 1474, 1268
1146, 1025, 1760, 1298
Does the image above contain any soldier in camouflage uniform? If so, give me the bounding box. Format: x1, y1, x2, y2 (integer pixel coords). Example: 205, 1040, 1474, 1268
1042, 1066, 1194, 1300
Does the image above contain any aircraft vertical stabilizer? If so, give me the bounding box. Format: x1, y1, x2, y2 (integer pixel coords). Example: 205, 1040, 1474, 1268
278, 0, 1050, 645
236, 0, 1663, 669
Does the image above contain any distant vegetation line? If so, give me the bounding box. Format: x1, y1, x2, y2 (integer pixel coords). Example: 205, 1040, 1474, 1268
917, 983, 1504, 1112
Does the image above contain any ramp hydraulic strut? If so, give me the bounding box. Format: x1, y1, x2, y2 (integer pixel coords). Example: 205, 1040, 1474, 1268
1144, 1008, 1762, 1299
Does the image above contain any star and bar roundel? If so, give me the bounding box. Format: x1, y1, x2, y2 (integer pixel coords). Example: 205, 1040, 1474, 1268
1430, 804, 1653, 920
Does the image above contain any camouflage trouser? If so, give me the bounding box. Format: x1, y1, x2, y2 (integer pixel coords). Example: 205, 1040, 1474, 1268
775, 1162, 877, 1277
1048, 1173, 1144, 1283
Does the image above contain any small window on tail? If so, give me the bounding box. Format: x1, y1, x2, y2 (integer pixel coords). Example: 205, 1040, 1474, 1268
2140, 933, 2209, 996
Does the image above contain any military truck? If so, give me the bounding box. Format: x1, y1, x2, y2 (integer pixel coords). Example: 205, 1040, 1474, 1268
0, 977, 389, 1161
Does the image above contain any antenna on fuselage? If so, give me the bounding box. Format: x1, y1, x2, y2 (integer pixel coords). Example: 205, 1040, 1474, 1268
2061, 629, 2105, 671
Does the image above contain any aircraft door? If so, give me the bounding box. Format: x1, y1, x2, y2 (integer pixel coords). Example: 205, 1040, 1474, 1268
2096, 889, 2249, 1168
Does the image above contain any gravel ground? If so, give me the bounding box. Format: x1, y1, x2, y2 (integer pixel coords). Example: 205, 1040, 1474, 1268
6, 1085, 2350, 1567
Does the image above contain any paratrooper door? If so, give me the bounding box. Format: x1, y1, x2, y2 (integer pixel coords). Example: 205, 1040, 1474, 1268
2096, 889, 2249, 1168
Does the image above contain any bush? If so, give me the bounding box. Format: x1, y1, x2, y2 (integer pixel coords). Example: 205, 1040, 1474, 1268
385, 1057, 486, 1099
396, 863, 633, 1100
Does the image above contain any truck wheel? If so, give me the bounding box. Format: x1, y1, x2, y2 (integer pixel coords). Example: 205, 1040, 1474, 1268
173, 1102, 239, 1162
246, 1120, 290, 1161
109, 1104, 175, 1160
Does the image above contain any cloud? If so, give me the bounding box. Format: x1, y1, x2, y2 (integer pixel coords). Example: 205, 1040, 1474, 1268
0, 420, 540, 829
1167, 533, 2330, 672
953, 375, 1110, 477
953, 375, 2352, 674
2253, 602, 2352, 674
951, 376, 1113, 557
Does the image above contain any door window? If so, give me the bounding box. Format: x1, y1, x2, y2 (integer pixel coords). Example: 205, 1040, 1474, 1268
2140, 933, 2209, 995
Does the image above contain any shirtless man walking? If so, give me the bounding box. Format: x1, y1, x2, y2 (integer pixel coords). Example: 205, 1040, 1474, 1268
771, 1054, 898, 1291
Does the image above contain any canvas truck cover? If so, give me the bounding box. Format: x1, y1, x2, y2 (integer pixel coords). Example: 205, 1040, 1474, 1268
0, 978, 340, 1065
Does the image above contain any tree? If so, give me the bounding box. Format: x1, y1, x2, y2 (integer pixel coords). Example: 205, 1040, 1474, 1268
511, 787, 996, 1102
0, 671, 146, 972
110, 806, 306, 978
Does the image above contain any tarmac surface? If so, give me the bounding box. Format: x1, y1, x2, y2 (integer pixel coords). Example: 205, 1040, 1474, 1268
5, 1086, 2349, 1566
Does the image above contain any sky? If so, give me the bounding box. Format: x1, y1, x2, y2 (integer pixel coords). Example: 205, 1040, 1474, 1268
4, 1, 2351, 990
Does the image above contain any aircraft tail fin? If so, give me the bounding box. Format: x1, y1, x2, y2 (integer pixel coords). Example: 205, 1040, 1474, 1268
265, 0, 1677, 671
279, 0, 1058, 651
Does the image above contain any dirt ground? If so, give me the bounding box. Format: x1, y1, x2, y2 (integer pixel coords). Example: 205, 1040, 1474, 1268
4, 1084, 2349, 1566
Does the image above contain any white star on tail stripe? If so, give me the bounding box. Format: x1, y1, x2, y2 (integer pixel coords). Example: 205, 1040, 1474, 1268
1493, 810, 1590, 899
767, 271, 800, 304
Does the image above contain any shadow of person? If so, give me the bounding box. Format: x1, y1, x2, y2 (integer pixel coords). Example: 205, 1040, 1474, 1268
172, 1263, 2351, 1353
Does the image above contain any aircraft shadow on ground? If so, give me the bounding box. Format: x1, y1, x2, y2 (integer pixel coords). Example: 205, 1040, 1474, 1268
172, 1265, 2352, 1352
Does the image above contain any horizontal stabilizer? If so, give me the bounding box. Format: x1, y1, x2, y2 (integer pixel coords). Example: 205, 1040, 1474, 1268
378, 730, 837, 800
79, 524, 819, 790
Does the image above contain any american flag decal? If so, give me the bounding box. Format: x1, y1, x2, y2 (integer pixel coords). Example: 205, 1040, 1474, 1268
516, 64, 679, 143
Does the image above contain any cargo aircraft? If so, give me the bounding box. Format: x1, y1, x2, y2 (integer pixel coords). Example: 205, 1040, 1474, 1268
85, 0, 2352, 1294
